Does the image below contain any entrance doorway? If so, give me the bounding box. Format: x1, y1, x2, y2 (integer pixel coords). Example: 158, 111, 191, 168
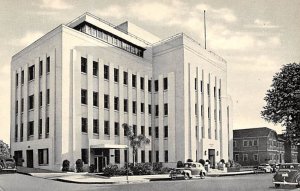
26, 150, 33, 168
93, 149, 109, 172
14, 150, 23, 166
208, 149, 215, 168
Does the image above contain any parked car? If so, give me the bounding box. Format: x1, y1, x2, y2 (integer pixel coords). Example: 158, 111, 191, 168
270, 163, 280, 173
0, 158, 17, 173
170, 162, 206, 180
256, 163, 272, 173
273, 163, 300, 188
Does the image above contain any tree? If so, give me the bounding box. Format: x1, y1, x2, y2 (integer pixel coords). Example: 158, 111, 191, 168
0, 140, 10, 158
122, 123, 150, 166
261, 63, 300, 143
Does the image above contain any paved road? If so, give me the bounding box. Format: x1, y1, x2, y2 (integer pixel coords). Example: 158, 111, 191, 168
0, 173, 298, 191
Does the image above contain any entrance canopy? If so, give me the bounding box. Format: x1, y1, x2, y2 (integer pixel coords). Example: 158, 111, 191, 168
90, 144, 128, 149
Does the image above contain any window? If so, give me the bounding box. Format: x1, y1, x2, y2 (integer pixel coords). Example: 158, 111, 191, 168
81, 118, 88, 133
145, 105, 150, 116
21, 70, 24, 85
123, 71, 128, 85
115, 150, 120, 164
195, 78, 197, 90
155, 105, 159, 117
141, 150, 145, 163
93, 61, 98, 76
141, 126, 145, 135
39, 92, 42, 107
20, 123, 23, 141
155, 127, 159, 138
219, 88, 221, 99
243, 140, 248, 147
93, 92, 98, 107
149, 127, 152, 136
15, 72, 19, 87
28, 65, 35, 81
148, 80, 151, 92
45, 117, 50, 138
104, 94, 109, 109
81, 149, 88, 164
133, 125, 137, 136
21, 99, 24, 112
81, 89, 87, 104
234, 154, 239, 162
38, 149, 49, 165
156, 151, 159, 162
114, 68, 119, 82
140, 77, 144, 90
163, 77, 168, 90
243, 154, 248, 161
46, 56, 50, 73
28, 121, 34, 137
104, 65, 109, 80
154, 80, 158, 91
132, 74, 136, 88
201, 105, 203, 116
46, 89, 50, 104
132, 101, 136, 114
233, 141, 237, 147
114, 122, 119, 136
253, 154, 258, 161
114, 97, 119, 111
164, 103, 168, 116
15, 125, 18, 142
124, 150, 128, 163
93, 119, 99, 134
124, 99, 128, 112
81, 57, 87, 73
15, 101, 18, 115
38, 119, 42, 138
164, 126, 168, 138
28, 95, 34, 110
104, 121, 109, 135
249, 140, 253, 147
207, 83, 210, 96
141, 103, 145, 113
164, 151, 168, 162
149, 151, 152, 163
200, 80, 203, 93
253, 140, 258, 146
214, 87, 216, 97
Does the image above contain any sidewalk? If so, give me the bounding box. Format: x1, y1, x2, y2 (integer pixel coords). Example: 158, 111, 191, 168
18, 167, 255, 184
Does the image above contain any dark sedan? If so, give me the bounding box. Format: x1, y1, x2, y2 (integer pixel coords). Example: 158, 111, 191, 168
273, 163, 300, 188
0, 158, 17, 173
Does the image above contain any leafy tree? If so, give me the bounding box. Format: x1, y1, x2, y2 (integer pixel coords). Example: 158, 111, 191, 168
122, 124, 150, 166
0, 140, 10, 158
261, 63, 300, 143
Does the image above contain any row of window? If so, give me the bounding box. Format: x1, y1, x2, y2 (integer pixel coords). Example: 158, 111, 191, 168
76, 23, 144, 57
16, 56, 51, 87
240, 140, 258, 147
81, 149, 169, 164
15, 119, 50, 142
194, 78, 222, 99
81, 57, 169, 92
15, 90, 50, 114
82, 90, 168, 116
81, 118, 169, 138
235, 154, 258, 162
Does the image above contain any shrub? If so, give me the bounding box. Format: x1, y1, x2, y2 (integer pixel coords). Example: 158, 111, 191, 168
153, 162, 163, 172
89, 164, 96, 173
130, 163, 153, 175
103, 164, 118, 177
176, 161, 184, 168
220, 159, 225, 164
187, 159, 193, 162
62, 159, 70, 172
75, 159, 84, 172
116, 167, 133, 176
198, 159, 205, 166
157, 167, 172, 174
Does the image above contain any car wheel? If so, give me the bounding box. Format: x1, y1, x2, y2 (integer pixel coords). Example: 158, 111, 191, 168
275, 184, 280, 188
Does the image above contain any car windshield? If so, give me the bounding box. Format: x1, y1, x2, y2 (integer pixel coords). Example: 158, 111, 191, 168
280, 164, 299, 169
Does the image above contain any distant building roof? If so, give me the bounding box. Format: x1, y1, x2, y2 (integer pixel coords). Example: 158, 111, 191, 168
233, 127, 275, 138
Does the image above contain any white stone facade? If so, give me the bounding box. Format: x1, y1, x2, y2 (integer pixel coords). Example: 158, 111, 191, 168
10, 13, 233, 171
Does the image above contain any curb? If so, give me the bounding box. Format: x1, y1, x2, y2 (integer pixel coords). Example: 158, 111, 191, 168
54, 178, 150, 184
207, 171, 254, 177
16, 171, 32, 176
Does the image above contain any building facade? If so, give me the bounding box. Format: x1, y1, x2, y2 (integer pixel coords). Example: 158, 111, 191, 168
233, 127, 298, 166
10, 13, 233, 171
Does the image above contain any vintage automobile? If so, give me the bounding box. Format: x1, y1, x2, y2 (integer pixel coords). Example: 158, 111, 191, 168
254, 163, 272, 173
170, 162, 206, 180
273, 163, 300, 188
0, 158, 17, 173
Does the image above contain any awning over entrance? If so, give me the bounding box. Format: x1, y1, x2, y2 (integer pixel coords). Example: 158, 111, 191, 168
90, 144, 128, 149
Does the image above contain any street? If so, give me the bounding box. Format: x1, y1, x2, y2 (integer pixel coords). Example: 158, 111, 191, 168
0, 173, 298, 191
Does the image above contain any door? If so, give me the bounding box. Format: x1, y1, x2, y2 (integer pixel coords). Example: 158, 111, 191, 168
97, 157, 106, 172
14, 151, 23, 166
26, 150, 33, 168
208, 149, 215, 169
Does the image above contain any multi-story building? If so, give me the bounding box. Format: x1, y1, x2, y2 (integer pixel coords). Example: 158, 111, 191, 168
10, 13, 233, 171
233, 127, 289, 166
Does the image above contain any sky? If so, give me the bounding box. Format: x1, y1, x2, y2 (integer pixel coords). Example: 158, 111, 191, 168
0, 0, 299, 144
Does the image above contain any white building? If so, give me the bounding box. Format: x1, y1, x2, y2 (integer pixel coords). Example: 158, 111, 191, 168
10, 13, 233, 171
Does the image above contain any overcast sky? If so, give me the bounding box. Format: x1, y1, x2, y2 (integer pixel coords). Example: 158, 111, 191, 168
0, 0, 299, 144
